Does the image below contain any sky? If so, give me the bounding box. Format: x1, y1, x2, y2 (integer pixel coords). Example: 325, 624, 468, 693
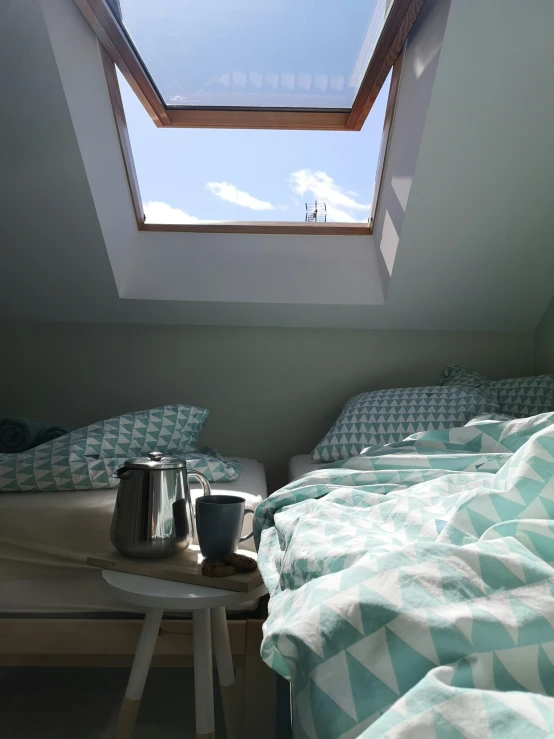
117, 0, 390, 224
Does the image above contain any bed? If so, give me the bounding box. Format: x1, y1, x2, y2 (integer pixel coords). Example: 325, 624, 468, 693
288, 454, 325, 482
0, 457, 266, 614
257, 414, 554, 738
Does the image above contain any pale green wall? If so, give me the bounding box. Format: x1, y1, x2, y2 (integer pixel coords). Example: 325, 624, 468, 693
535, 297, 554, 373
0, 323, 534, 489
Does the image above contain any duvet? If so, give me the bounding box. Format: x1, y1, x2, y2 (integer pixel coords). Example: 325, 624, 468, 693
255, 414, 554, 738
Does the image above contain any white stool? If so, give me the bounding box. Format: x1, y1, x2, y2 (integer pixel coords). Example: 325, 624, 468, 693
103, 570, 267, 739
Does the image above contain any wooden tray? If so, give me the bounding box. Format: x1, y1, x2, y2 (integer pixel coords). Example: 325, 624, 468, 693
87, 545, 263, 593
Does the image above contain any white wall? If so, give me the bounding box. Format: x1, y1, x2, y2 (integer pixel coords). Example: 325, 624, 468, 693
380, 0, 554, 331
0, 322, 534, 489
535, 297, 554, 374
125, 232, 383, 306
373, 0, 452, 283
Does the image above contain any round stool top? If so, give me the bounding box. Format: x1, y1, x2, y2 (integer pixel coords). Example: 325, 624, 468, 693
102, 570, 267, 610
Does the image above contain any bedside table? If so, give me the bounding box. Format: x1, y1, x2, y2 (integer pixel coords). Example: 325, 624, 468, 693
103, 570, 267, 739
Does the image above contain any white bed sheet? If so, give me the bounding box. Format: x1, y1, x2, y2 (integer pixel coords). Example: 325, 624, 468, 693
0, 458, 266, 614
288, 454, 327, 481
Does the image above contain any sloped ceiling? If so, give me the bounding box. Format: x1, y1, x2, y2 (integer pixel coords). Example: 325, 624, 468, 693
1, 0, 554, 331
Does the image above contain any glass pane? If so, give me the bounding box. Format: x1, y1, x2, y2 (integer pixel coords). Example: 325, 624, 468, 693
113, 0, 392, 109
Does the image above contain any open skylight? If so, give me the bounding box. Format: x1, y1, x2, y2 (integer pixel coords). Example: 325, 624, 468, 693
118, 69, 391, 227
76, 0, 423, 130
83, 0, 407, 233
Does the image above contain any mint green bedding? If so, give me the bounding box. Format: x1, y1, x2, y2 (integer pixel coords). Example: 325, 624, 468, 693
255, 414, 554, 738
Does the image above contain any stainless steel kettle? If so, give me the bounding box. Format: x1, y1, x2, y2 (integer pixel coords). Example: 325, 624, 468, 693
110, 451, 211, 559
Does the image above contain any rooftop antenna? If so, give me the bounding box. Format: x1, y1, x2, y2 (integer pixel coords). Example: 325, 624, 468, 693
305, 201, 327, 223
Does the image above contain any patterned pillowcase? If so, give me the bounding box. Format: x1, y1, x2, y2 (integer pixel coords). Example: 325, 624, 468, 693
438, 366, 554, 418
437, 365, 490, 391
87, 405, 208, 459
310, 385, 500, 462
492, 376, 554, 417
0, 405, 241, 491
436, 365, 500, 407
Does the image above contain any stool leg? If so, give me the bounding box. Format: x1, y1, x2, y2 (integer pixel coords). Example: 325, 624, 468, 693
211, 606, 239, 739
114, 608, 163, 739
193, 608, 215, 739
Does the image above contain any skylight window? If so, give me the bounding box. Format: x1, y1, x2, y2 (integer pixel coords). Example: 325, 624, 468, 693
88, 0, 406, 234
117, 68, 392, 228
76, 0, 422, 130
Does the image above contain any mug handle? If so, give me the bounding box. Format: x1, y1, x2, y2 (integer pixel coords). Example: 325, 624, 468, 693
239, 507, 255, 543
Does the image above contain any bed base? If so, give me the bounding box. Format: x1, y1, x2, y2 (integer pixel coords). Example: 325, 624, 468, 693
0, 616, 276, 739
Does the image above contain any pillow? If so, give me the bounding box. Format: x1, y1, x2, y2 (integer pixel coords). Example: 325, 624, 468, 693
0, 405, 241, 491
88, 404, 208, 458
310, 385, 500, 462
438, 366, 554, 418
437, 365, 490, 391
493, 376, 554, 417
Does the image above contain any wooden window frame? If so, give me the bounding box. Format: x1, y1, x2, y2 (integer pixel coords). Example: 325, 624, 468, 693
75, 0, 424, 132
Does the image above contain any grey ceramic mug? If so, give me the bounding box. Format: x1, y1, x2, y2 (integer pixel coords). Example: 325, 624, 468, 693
195, 494, 255, 560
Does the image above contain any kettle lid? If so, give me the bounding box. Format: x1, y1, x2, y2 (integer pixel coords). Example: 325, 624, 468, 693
123, 451, 188, 470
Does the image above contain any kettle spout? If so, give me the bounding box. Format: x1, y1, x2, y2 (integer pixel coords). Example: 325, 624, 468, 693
114, 467, 133, 479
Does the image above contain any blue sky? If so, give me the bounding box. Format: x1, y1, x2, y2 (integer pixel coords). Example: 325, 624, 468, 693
117, 0, 390, 224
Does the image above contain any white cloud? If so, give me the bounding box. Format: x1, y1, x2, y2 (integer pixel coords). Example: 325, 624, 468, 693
143, 201, 214, 224
206, 182, 275, 211
289, 169, 369, 223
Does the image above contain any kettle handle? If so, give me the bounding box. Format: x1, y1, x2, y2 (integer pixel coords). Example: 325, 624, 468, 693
186, 471, 211, 497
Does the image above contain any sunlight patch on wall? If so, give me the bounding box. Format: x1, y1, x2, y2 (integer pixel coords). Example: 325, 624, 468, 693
381, 210, 400, 276
391, 176, 412, 212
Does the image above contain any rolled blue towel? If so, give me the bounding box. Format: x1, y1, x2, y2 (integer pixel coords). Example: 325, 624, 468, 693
40, 426, 70, 445
0, 417, 45, 454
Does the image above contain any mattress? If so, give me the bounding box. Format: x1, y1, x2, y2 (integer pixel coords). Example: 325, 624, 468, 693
288, 454, 327, 481
0, 458, 266, 614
